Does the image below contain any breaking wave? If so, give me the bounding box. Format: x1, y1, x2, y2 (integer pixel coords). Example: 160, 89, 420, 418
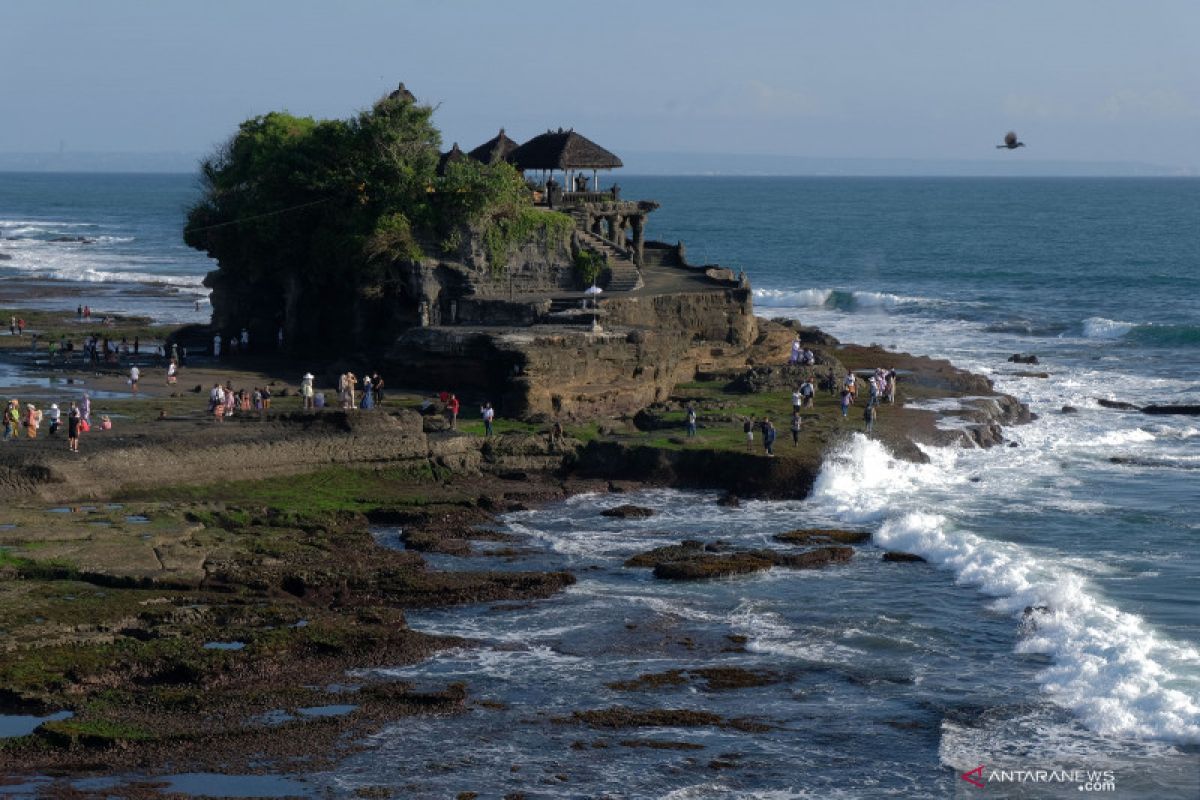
809, 434, 1200, 744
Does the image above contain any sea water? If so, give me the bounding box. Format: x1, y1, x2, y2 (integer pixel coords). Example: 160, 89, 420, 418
2, 174, 1197, 796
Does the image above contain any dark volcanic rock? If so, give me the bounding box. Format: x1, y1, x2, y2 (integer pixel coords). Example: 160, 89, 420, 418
755, 546, 854, 569
882, 552, 927, 563
602, 504, 656, 519
773, 529, 869, 544
1061, 406, 1079, 414
624, 541, 705, 567
1142, 404, 1200, 416
1007, 354, 1039, 364
1096, 398, 1140, 411
653, 552, 774, 580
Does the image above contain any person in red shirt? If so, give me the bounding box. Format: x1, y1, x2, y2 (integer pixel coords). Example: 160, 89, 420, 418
446, 394, 460, 429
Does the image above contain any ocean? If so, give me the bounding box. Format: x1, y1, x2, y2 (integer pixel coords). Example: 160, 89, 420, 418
1, 173, 1197, 797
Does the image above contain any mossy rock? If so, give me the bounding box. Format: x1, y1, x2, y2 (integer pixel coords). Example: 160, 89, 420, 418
652, 552, 773, 581
752, 545, 854, 569
772, 528, 870, 544
572, 707, 725, 729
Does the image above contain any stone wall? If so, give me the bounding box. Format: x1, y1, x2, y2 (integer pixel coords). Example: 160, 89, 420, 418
602, 288, 758, 346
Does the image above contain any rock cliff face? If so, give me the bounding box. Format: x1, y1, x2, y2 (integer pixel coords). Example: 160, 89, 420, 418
387, 288, 756, 420
205, 226, 575, 356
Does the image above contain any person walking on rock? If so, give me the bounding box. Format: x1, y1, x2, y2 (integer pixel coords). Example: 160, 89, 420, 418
864, 403, 877, 436
67, 402, 81, 452
129, 365, 140, 395
482, 402, 495, 436
791, 409, 802, 445
685, 404, 697, 438
446, 393, 460, 430
301, 373, 314, 409
761, 417, 776, 457
3, 399, 17, 441
743, 417, 755, 451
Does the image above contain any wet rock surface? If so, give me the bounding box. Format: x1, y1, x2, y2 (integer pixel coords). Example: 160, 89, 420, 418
601, 504, 656, 519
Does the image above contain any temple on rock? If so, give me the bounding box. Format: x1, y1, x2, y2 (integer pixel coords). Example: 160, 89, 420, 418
199, 85, 756, 421
387, 125, 755, 420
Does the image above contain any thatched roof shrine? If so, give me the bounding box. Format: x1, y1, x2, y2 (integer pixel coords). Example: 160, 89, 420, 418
436, 143, 468, 176
509, 128, 623, 171
468, 128, 520, 165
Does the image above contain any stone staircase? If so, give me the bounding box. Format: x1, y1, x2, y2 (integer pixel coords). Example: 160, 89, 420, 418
577, 231, 642, 292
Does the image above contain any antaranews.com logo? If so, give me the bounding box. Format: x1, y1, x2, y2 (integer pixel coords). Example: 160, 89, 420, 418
961, 764, 1117, 792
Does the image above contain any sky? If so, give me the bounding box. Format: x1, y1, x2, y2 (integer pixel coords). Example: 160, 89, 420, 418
1, 1, 1197, 173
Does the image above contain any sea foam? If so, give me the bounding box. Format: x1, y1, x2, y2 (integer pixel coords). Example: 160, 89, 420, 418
810, 434, 1200, 743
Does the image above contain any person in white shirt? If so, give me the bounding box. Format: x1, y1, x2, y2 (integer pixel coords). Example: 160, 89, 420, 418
130, 365, 140, 394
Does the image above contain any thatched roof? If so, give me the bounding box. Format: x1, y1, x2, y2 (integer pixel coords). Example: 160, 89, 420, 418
468, 128, 520, 165
509, 128, 623, 171
436, 143, 468, 176
387, 82, 416, 103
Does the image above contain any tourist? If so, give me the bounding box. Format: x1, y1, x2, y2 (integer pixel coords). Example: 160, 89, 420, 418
67, 403, 80, 452
840, 389, 852, 418
761, 417, 776, 457
8, 316, 15, 336
240, 327, 249, 352
130, 364, 140, 395
446, 393, 460, 429
864, 403, 877, 436
743, 417, 754, 450
301, 373, 314, 409
133, 336, 139, 356
48, 403, 60, 436
171, 342, 179, 364
225, 386, 237, 417
166, 360, 177, 385
314, 391, 325, 409
209, 383, 223, 417
76, 305, 83, 320
100, 415, 112, 431
685, 403, 697, 438
419, 396, 436, 416
792, 387, 803, 414
886, 369, 897, 404
482, 402, 495, 436
800, 377, 815, 408
277, 326, 284, 350
180, 346, 188, 366
843, 372, 857, 401
361, 376, 375, 409
228, 336, 238, 356
824, 368, 837, 396
25, 403, 40, 438
550, 419, 564, 446
80, 393, 91, 424
371, 372, 384, 406
83, 305, 90, 320
791, 410, 802, 445
261, 385, 271, 411
212, 334, 221, 358
16, 318, 24, 336
4, 399, 18, 441
195, 299, 201, 312
803, 348, 815, 366
789, 334, 801, 365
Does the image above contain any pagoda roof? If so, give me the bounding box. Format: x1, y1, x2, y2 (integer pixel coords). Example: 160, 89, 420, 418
509, 128, 623, 171
468, 128, 520, 164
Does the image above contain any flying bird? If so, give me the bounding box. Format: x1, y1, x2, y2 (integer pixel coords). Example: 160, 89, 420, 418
997, 131, 1025, 150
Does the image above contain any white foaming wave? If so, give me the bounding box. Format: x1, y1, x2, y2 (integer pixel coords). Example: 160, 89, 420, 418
753, 288, 833, 308
1093, 429, 1156, 446
811, 435, 1200, 744
1082, 317, 1135, 339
